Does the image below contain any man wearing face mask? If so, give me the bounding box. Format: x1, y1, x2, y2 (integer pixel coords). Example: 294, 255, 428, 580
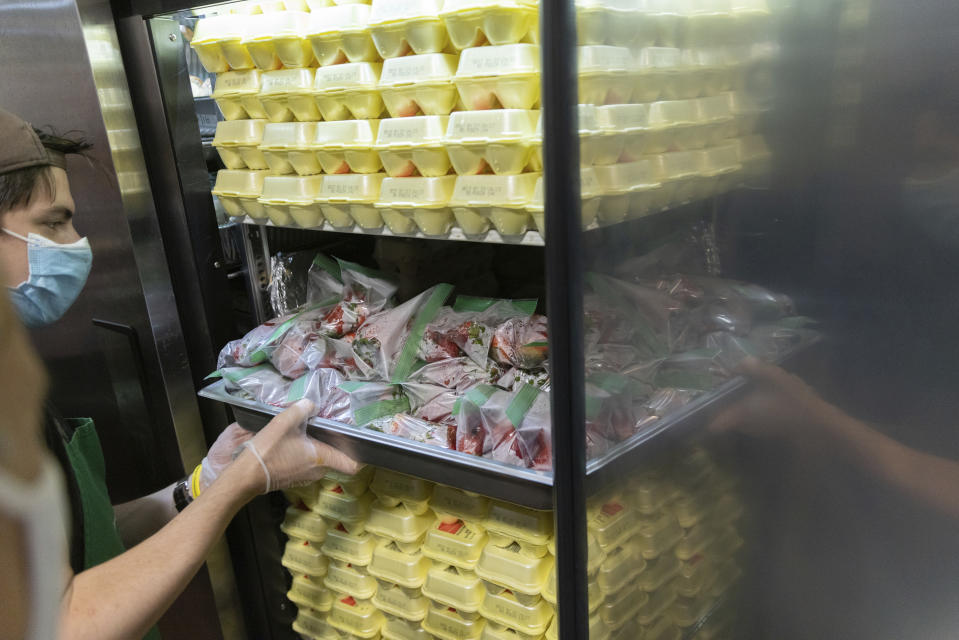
0, 107, 361, 640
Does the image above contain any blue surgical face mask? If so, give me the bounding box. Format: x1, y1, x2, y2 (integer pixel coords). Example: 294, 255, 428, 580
3, 228, 93, 328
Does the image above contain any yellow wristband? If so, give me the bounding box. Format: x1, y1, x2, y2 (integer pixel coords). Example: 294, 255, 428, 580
190, 463, 203, 498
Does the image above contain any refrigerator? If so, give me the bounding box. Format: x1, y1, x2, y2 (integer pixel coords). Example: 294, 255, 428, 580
6, 0, 959, 638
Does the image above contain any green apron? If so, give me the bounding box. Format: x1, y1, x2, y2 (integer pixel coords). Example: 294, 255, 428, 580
63, 418, 162, 640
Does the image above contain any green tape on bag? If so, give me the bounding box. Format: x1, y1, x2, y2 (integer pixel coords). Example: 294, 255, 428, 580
354, 396, 411, 426
390, 284, 454, 383
205, 370, 223, 380
220, 364, 273, 385
335, 257, 391, 281
287, 374, 308, 403
247, 298, 339, 365
585, 394, 604, 421
312, 253, 342, 282
505, 383, 541, 428
338, 381, 369, 393
588, 371, 629, 395
453, 383, 498, 417
453, 296, 537, 315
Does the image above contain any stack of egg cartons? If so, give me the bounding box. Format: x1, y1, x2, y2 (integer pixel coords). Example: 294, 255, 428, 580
441, 1, 543, 240
194, 3, 322, 225
574, 0, 777, 224
365, 469, 436, 640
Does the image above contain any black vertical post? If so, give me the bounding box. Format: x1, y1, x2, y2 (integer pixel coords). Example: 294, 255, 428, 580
541, 1, 588, 639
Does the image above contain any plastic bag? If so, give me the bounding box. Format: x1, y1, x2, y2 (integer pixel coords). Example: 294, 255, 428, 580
217, 310, 302, 369
287, 367, 352, 422
402, 382, 460, 426
495, 366, 550, 392
406, 357, 492, 392
339, 381, 411, 426
269, 303, 347, 378
455, 384, 552, 471
337, 258, 398, 312
352, 284, 453, 382
218, 365, 293, 408
306, 253, 345, 305
653, 349, 727, 390
634, 388, 701, 432
268, 250, 318, 317
366, 414, 454, 449
490, 315, 549, 371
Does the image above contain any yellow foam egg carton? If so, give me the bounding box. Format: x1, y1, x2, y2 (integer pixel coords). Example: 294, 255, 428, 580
317, 172, 387, 229
708, 526, 743, 558
259, 68, 321, 122
370, 469, 435, 515
307, 4, 379, 66
365, 500, 434, 544
673, 553, 714, 598
322, 525, 377, 565
212, 169, 268, 220
629, 473, 672, 516
293, 607, 342, 640
381, 613, 436, 640
637, 554, 680, 593
642, 615, 681, 640
213, 119, 268, 170
330, 594, 386, 639
242, 11, 314, 70
375, 116, 451, 178
321, 467, 376, 498
599, 583, 647, 633
632, 47, 683, 102
260, 122, 321, 176
595, 545, 644, 596
213, 70, 266, 120
586, 496, 639, 552
668, 592, 713, 629
454, 44, 540, 110
474, 542, 552, 597
282, 538, 330, 577
430, 486, 490, 523
544, 612, 608, 640
372, 579, 431, 622
259, 175, 324, 226
422, 602, 487, 640
368, 0, 449, 59
191, 14, 254, 73
282, 504, 330, 543
315, 485, 375, 524
674, 523, 714, 562
421, 563, 485, 613
313, 62, 385, 121
368, 539, 431, 588
542, 564, 603, 613
527, 168, 602, 236
375, 176, 458, 236
325, 560, 379, 600
440, 0, 538, 51
449, 173, 540, 236
313, 120, 383, 174
445, 110, 539, 176
592, 158, 664, 224
478, 585, 553, 636
479, 621, 543, 640
575, 0, 651, 49
379, 54, 460, 118
636, 512, 684, 561
289, 574, 336, 613
422, 517, 488, 571
577, 45, 633, 105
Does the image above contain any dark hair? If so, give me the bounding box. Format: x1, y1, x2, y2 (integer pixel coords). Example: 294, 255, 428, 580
0, 128, 92, 216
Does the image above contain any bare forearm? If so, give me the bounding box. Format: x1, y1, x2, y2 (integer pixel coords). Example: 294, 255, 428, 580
114, 482, 179, 548
830, 415, 959, 519
59, 453, 259, 640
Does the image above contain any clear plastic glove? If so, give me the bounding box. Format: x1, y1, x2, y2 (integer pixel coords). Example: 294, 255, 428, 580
243, 399, 361, 493
195, 423, 255, 496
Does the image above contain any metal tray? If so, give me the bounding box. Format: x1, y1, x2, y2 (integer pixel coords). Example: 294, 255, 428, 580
199, 379, 555, 509
199, 337, 819, 510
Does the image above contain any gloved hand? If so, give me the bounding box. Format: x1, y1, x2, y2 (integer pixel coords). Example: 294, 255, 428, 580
243, 398, 361, 493
194, 423, 256, 497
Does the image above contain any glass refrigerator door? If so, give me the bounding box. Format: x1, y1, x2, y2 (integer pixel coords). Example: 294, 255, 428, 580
555, 0, 959, 639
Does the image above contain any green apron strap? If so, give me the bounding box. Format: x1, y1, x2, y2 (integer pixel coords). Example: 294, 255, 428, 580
64, 418, 162, 640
